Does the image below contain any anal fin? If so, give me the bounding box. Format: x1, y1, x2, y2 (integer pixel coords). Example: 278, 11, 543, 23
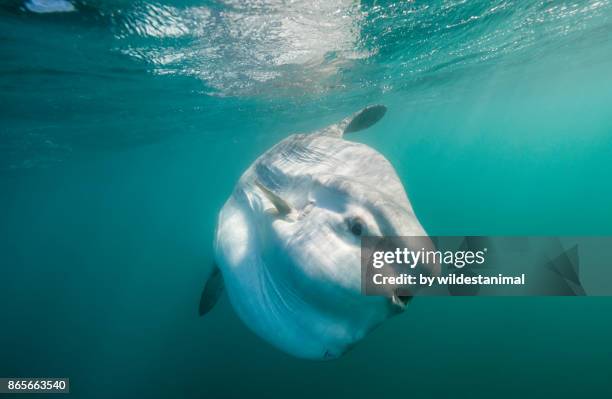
199, 264, 224, 316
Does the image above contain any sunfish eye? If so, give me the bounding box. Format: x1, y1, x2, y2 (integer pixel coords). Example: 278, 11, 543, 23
347, 217, 365, 236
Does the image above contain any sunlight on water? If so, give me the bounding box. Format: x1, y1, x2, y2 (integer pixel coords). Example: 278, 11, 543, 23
117, 0, 366, 95
1, 0, 611, 170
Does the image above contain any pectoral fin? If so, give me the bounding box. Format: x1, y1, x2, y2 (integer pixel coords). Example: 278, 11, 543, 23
255, 180, 293, 217
199, 265, 224, 316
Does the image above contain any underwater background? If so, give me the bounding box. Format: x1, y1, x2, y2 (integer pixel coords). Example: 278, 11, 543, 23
1, 0, 612, 397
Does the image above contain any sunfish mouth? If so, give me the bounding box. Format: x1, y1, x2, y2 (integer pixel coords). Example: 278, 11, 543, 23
390, 290, 412, 311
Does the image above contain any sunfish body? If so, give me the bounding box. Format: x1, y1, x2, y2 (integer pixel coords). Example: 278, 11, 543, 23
201, 105, 434, 359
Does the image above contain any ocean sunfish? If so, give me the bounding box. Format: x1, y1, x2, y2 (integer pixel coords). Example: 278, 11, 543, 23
200, 105, 435, 359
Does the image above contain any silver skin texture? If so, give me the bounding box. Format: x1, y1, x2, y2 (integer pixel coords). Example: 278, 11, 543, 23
212, 106, 431, 360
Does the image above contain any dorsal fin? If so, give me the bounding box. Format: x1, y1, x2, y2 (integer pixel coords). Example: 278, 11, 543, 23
343, 105, 387, 134
318, 105, 387, 138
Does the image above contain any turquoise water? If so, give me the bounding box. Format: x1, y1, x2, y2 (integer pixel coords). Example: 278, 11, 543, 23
1, 0, 612, 397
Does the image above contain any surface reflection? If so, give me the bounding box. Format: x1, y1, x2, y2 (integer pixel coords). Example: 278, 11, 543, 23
118, 0, 367, 96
